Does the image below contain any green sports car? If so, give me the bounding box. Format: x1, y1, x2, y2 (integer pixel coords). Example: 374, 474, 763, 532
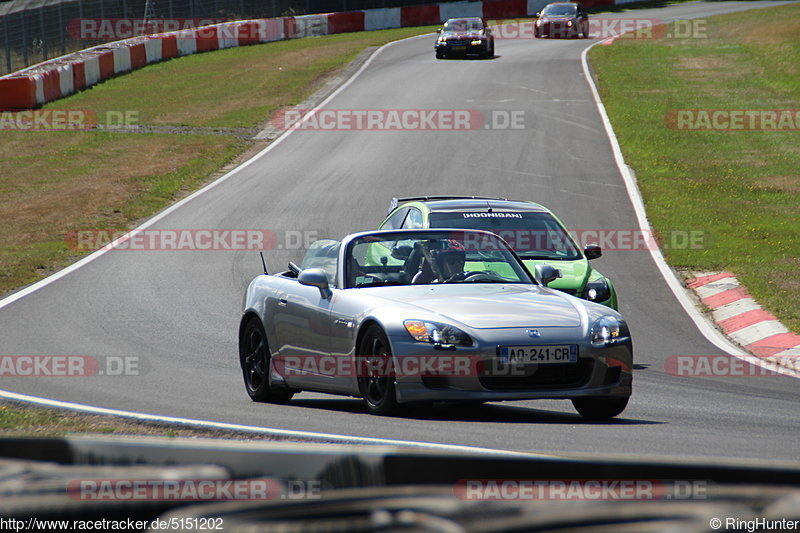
379, 196, 618, 309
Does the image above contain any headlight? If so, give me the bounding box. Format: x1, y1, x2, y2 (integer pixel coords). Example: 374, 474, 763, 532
536, 19, 542, 26
404, 320, 472, 347
471, 39, 482, 45
584, 278, 611, 303
567, 20, 573, 27
590, 315, 625, 347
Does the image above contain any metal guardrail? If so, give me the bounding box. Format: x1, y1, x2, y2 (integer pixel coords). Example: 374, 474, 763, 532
0, 0, 460, 75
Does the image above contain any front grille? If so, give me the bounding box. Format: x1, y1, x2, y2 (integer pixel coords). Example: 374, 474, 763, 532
446, 39, 472, 46
541, 23, 573, 36
479, 359, 594, 390
558, 288, 579, 296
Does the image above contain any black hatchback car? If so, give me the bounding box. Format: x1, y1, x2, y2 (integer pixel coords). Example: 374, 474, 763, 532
435, 17, 495, 59
534, 2, 590, 38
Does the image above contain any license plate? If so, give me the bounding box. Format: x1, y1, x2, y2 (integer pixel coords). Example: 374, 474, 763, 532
451, 46, 466, 51
500, 345, 578, 364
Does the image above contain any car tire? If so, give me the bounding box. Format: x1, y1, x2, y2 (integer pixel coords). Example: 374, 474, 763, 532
582, 21, 590, 38
357, 325, 399, 415
572, 397, 629, 420
534, 28, 540, 38
488, 40, 495, 57
436, 49, 445, 59
240, 317, 294, 404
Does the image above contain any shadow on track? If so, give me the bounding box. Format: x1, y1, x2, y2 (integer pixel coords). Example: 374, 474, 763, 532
284, 398, 659, 425
436, 55, 501, 61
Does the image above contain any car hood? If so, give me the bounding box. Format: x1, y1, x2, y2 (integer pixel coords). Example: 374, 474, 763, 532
368, 284, 582, 329
541, 15, 576, 21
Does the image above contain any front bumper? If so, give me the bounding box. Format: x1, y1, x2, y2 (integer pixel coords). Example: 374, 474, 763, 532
388, 328, 632, 404
537, 21, 581, 38
436, 41, 485, 55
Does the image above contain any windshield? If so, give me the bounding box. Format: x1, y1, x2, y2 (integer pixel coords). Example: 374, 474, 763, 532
429, 212, 583, 260
346, 231, 533, 288
542, 4, 577, 16
442, 18, 484, 33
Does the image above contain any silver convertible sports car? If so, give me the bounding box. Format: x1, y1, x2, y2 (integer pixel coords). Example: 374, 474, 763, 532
239, 229, 632, 419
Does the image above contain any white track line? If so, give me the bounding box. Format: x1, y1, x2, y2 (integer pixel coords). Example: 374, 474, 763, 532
0, 389, 548, 456
579, 40, 799, 380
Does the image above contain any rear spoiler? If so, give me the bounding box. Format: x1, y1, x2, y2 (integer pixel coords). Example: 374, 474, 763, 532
387, 195, 510, 214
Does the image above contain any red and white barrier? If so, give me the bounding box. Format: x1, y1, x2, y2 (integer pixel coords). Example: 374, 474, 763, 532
687, 273, 800, 364
0, 18, 289, 110
0, 0, 619, 110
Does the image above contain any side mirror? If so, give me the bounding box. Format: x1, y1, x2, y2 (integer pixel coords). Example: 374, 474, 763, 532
298, 268, 331, 298
436, 28, 442, 33
391, 244, 413, 260
534, 264, 561, 287
584, 244, 602, 260
533, 12, 540, 18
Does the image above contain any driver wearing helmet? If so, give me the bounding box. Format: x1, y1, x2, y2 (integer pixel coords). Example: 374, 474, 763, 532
411, 239, 467, 284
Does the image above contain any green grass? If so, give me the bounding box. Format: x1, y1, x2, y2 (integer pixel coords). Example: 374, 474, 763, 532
589, 4, 800, 332
0, 401, 283, 438
0, 403, 117, 434
54, 28, 437, 129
